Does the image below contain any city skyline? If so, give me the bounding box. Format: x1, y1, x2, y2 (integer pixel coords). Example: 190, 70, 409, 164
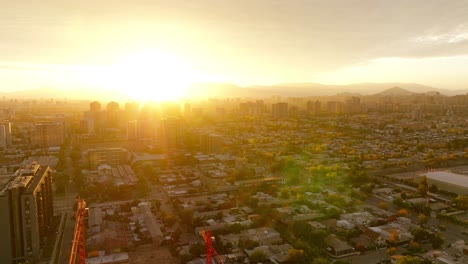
2, 1, 468, 100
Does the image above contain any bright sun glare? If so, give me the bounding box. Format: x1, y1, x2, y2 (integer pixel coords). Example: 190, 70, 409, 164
80, 50, 195, 101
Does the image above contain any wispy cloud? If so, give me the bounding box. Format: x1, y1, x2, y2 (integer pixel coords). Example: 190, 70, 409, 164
412, 24, 468, 44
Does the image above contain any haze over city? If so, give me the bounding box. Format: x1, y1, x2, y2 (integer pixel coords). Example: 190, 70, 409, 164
1, 2, 468, 264
2, 0, 468, 101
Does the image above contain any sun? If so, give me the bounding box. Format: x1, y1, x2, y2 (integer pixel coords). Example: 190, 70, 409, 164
112, 50, 194, 101
79, 50, 195, 101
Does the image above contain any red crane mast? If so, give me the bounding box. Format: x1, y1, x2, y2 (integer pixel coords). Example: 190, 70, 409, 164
69, 197, 87, 264
199, 229, 223, 264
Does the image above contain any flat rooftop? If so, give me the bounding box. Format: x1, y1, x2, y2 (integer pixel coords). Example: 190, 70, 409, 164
0, 176, 34, 196
423, 171, 468, 188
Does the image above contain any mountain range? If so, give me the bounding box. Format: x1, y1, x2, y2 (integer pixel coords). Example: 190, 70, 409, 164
1, 82, 467, 100
185, 82, 468, 98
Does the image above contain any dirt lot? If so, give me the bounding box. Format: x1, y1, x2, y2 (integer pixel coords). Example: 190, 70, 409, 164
128, 244, 178, 264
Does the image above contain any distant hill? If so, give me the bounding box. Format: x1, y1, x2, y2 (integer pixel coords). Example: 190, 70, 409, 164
186, 82, 464, 98
1, 82, 466, 100
376, 87, 415, 96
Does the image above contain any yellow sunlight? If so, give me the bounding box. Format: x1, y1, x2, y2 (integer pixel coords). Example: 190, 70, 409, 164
79, 50, 195, 101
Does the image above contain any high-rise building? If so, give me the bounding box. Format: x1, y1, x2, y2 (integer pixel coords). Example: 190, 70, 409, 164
89, 101, 101, 112
272, 102, 288, 119
106, 101, 121, 128
240, 101, 264, 116
124, 102, 139, 122
0, 108, 14, 120
127, 120, 153, 140
86, 147, 129, 169
159, 117, 182, 150
184, 103, 191, 117
327, 101, 345, 114
30, 122, 65, 149
0, 163, 54, 263
345, 96, 361, 114
306, 100, 321, 115
0, 120, 12, 149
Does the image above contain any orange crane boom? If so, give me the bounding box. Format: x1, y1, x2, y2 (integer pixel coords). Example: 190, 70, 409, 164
199, 229, 223, 264
69, 197, 87, 264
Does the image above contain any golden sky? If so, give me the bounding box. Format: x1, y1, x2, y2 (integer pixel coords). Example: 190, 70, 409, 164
2, 0, 468, 99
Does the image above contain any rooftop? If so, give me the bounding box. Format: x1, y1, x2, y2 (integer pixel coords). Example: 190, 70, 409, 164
85, 253, 129, 264
0, 176, 34, 196
423, 171, 468, 188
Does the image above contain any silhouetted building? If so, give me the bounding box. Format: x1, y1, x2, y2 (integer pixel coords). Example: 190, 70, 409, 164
200, 132, 225, 153
87, 147, 128, 169
124, 102, 139, 122
327, 101, 345, 114
240, 101, 264, 116
412, 108, 422, 121
307, 100, 321, 115
159, 117, 182, 150
289, 106, 299, 117
272, 102, 288, 119
0, 163, 54, 264
82, 102, 106, 134
0, 120, 12, 149
127, 120, 153, 140
0, 108, 14, 120
184, 103, 191, 116
345, 96, 361, 114
106, 101, 121, 128
89, 101, 101, 112
30, 122, 65, 149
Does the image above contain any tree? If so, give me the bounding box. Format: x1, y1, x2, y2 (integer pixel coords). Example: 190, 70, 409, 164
431, 234, 444, 249
454, 195, 468, 210
423, 151, 437, 168
386, 247, 397, 256
355, 243, 366, 253
411, 228, 429, 242
163, 215, 177, 227
286, 249, 307, 263
397, 209, 409, 217
389, 229, 399, 245
189, 242, 205, 257
239, 239, 259, 250
379, 202, 388, 210
249, 250, 267, 263
418, 213, 428, 226
410, 240, 421, 252
311, 257, 330, 264
396, 255, 422, 264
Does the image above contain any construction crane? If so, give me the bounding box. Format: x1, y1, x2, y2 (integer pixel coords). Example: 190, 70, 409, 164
199, 229, 223, 264
69, 197, 87, 264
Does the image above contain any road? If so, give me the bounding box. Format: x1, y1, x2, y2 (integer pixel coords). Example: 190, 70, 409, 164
344, 248, 388, 264
53, 137, 78, 264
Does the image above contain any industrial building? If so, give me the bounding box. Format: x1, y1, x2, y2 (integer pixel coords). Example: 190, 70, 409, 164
420, 171, 468, 195
86, 147, 129, 169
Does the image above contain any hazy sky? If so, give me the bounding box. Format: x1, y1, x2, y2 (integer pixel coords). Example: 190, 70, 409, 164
2, 0, 468, 94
